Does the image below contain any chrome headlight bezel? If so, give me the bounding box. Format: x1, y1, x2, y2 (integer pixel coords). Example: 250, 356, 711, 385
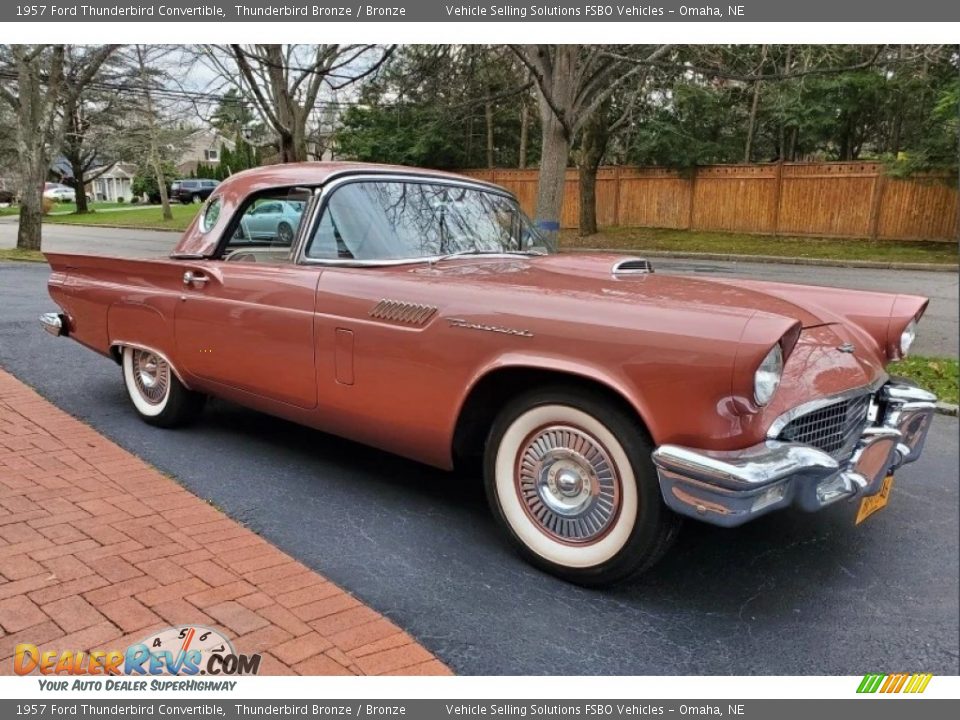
899, 319, 917, 358
754, 344, 784, 406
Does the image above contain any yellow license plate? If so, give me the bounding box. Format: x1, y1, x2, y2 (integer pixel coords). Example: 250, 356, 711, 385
855, 474, 895, 525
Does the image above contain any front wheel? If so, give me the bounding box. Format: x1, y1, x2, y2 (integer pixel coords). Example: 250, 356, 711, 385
484, 387, 680, 586
121, 346, 205, 428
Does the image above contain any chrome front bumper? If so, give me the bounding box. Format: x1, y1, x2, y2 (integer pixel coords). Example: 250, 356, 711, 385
652, 381, 937, 527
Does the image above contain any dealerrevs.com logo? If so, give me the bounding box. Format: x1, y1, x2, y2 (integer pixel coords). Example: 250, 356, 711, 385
14, 625, 261, 678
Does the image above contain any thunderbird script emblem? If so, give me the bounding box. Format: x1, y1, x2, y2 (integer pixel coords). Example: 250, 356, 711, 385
837, 342, 856, 353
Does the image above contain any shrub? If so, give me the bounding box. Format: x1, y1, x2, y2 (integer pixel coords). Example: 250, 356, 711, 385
117, 197, 126, 204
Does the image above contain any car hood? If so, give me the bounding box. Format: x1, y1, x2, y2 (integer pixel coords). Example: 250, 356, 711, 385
410, 252, 833, 328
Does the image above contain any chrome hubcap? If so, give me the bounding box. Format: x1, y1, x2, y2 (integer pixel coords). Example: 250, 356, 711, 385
516, 425, 621, 544
132, 350, 169, 405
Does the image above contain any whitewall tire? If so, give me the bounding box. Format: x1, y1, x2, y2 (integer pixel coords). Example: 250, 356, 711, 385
484, 386, 680, 586
121, 346, 205, 428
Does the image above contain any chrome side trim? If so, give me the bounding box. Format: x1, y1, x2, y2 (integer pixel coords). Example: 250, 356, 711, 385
447, 318, 534, 338
110, 341, 193, 391
293, 173, 521, 268
766, 375, 888, 439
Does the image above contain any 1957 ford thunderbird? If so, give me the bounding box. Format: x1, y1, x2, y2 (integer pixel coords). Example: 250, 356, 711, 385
41, 162, 937, 585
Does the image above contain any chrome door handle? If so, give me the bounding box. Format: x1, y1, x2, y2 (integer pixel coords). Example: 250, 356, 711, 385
183, 271, 210, 287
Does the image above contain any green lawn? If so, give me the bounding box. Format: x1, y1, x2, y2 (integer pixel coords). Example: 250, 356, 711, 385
44, 203, 199, 231
0, 248, 45, 262
888, 356, 959, 406
562, 227, 959, 265
2, 202, 142, 217
47, 201, 142, 214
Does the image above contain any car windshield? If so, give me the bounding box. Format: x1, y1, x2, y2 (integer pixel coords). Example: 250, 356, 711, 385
305, 180, 553, 262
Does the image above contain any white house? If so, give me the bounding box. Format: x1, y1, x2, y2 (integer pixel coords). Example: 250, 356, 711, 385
89, 162, 137, 202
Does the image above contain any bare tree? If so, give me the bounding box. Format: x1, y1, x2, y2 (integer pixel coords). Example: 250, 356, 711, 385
61, 50, 131, 214
201, 44, 394, 163
509, 45, 671, 241
0, 44, 117, 250
130, 46, 176, 221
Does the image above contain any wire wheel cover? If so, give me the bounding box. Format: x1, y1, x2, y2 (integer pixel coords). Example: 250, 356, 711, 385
132, 350, 170, 405
516, 424, 621, 545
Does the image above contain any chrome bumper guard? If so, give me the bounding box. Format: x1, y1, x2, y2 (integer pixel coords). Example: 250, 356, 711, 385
39, 312, 67, 337
652, 381, 937, 527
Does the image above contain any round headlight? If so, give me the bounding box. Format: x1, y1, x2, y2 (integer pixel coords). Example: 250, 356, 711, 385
900, 319, 917, 357
754, 344, 783, 406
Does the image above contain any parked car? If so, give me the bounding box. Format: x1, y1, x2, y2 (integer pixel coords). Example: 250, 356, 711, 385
43, 184, 76, 202
42, 183, 93, 203
234, 198, 305, 245
39, 162, 937, 585
0, 189, 14, 205
170, 178, 219, 205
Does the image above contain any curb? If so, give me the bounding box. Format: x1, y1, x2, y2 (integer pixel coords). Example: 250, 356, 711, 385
564, 247, 959, 272
43, 221, 184, 233
936, 402, 959, 417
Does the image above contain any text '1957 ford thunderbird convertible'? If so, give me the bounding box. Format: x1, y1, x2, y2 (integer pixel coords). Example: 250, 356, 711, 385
40, 162, 937, 585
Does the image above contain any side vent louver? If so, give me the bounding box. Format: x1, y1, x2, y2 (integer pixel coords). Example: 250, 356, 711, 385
369, 299, 438, 326
612, 258, 654, 276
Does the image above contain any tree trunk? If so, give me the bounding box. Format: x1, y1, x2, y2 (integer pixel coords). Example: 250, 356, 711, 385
73, 167, 89, 213
518, 99, 529, 169
534, 112, 570, 245
17, 181, 43, 251
577, 107, 609, 237
485, 101, 495, 168
744, 45, 768, 163
578, 163, 598, 237
14, 50, 63, 251
135, 46, 172, 221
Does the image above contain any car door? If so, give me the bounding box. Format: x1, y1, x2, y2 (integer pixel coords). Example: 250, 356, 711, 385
173, 193, 320, 409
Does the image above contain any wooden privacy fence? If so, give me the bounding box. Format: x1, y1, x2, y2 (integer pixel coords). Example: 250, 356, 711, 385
459, 162, 959, 242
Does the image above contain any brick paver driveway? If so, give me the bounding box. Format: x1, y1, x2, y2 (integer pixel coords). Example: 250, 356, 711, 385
0, 369, 451, 676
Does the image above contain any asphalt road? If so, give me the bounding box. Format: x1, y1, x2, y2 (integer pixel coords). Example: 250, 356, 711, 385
0, 260, 957, 675
2, 220, 956, 356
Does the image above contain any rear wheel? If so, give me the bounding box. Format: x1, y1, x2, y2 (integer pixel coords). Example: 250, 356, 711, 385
484, 386, 680, 586
121, 347, 205, 428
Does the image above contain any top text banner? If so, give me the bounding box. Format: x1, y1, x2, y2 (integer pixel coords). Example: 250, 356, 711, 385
5, 0, 960, 22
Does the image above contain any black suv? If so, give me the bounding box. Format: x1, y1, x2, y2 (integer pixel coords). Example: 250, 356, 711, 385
170, 179, 219, 205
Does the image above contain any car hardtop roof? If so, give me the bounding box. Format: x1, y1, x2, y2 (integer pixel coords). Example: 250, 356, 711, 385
171, 161, 512, 258
220, 161, 507, 195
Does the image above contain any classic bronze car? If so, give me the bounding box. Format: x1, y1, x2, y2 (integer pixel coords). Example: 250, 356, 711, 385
41, 162, 937, 585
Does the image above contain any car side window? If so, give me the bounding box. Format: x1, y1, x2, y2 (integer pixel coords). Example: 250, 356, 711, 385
220, 190, 310, 263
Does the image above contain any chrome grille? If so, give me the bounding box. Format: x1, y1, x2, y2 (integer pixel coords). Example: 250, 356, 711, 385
778, 394, 872, 458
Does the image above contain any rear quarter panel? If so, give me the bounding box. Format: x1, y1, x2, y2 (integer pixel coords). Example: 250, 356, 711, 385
46, 253, 183, 363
